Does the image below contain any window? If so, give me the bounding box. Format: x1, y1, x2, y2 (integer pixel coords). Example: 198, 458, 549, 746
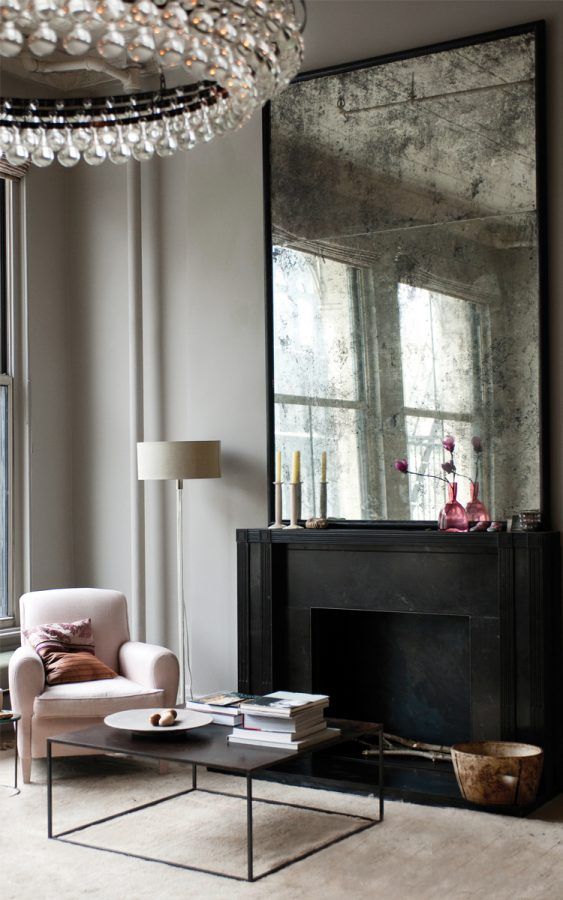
0, 178, 13, 626
273, 248, 367, 519
397, 283, 488, 520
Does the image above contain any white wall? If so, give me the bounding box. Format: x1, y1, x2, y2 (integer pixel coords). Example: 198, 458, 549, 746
26, 167, 74, 591
24, 1, 563, 690
139, 127, 267, 687
65, 165, 133, 595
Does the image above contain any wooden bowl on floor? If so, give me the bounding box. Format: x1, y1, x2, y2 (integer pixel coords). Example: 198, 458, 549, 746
451, 741, 543, 806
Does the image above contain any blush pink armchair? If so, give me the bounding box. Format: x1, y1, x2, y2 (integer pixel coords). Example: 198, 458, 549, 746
9, 588, 179, 783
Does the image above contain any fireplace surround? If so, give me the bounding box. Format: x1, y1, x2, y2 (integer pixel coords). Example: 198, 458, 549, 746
237, 528, 561, 808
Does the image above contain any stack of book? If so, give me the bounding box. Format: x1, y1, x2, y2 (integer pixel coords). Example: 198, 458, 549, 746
184, 692, 249, 726
227, 691, 340, 751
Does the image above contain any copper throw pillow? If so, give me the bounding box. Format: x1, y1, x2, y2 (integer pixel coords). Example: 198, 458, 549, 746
40, 650, 116, 685
23, 618, 117, 685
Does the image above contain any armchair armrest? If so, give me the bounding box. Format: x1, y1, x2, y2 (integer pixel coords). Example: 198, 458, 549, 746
8, 646, 45, 716
119, 641, 179, 708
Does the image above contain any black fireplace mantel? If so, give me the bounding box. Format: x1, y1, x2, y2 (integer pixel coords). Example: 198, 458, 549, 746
237, 528, 561, 806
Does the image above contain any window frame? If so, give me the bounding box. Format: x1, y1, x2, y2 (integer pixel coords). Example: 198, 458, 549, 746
0, 177, 17, 635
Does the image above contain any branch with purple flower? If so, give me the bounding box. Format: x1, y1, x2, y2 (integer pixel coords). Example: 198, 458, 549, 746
441, 435, 486, 490
394, 435, 461, 486
394, 435, 485, 488
439, 435, 484, 488
440, 435, 457, 482
394, 456, 449, 485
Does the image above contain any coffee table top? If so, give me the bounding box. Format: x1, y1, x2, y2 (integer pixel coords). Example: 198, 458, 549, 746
48, 719, 382, 775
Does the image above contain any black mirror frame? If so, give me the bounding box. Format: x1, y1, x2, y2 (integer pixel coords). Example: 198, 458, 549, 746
263, 20, 549, 530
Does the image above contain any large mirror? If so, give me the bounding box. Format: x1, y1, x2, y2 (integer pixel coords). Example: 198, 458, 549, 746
266, 23, 546, 524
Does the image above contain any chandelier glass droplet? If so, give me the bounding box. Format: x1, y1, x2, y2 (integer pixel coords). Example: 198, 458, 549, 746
0, 0, 305, 167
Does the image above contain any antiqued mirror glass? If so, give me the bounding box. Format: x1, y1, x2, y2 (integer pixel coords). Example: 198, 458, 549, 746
267, 24, 545, 523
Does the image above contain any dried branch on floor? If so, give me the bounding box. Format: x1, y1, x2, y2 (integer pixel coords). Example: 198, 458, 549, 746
377, 749, 451, 761
384, 732, 452, 755
357, 732, 452, 763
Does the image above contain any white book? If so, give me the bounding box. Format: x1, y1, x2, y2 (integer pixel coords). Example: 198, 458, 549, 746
233, 721, 327, 743
208, 712, 243, 726
243, 709, 324, 733
227, 726, 340, 752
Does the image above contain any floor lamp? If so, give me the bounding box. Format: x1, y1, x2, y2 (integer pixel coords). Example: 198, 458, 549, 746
137, 440, 221, 705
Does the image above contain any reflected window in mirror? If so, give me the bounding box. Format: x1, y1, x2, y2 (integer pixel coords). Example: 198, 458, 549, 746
397, 284, 489, 520
274, 248, 365, 519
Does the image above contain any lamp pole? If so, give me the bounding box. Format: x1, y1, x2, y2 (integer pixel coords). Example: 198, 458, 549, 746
176, 479, 187, 706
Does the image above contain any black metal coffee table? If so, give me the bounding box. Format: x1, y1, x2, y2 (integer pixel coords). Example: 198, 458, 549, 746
47, 718, 383, 882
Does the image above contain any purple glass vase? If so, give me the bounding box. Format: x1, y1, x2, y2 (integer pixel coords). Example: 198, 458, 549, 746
438, 482, 469, 532
465, 481, 489, 524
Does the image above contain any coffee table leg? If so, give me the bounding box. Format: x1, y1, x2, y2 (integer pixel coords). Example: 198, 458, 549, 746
246, 774, 253, 882
192, 763, 197, 790
378, 726, 384, 821
47, 740, 53, 838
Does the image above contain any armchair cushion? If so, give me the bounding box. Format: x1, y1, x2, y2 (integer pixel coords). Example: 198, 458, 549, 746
33, 675, 164, 718
23, 616, 95, 655
23, 617, 117, 685
41, 651, 117, 685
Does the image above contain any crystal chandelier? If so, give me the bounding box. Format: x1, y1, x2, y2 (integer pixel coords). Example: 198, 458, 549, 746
0, 0, 304, 167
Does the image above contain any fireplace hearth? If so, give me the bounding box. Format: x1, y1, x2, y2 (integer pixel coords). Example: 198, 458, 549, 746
237, 528, 561, 810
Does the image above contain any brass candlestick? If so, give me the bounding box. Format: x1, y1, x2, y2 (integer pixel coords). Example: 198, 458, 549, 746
269, 481, 285, 529
285, 482, 304, 529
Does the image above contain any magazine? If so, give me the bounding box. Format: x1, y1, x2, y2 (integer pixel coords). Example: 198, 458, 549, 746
240, 691, 329, 718
188, 692, 253, 708
185, 692, 266, 717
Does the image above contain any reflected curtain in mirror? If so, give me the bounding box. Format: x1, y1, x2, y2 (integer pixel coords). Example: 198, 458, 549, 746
266, 24, 545, 523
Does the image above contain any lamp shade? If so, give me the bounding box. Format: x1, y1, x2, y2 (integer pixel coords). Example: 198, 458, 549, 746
137, 441, 221, 481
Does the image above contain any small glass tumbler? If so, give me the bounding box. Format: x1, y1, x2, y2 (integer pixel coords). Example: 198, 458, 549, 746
519, 510, 541, 531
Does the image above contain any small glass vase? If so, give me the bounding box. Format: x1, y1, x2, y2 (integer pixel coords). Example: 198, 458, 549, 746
439, 482, 469, 532
465, 481, 489, 524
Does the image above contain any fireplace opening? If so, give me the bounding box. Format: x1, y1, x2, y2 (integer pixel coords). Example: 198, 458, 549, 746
311, 608, 471, 747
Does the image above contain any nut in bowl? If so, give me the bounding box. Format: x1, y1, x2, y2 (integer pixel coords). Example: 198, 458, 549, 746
104, 707, 213, 736
149, 709, 178, 727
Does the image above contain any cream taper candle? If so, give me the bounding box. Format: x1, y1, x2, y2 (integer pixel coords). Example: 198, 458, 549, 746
276, 450, 282, 482
291, 450, 300, 484
321, 450, 327, 482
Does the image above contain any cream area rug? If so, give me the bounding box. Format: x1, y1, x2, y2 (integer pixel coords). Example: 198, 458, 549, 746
1, 747, 562, 900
